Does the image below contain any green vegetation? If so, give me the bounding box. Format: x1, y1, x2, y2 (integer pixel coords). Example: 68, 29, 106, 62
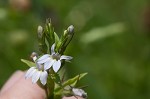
0, 0, 150, 99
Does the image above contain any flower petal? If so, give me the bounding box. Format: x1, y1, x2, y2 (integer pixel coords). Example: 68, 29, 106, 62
33, 56, 37, 62
36, 63, 43, 70
72, 88, 87, 97
40, 71, 48, 85
38, 54, 50, 61
37, 54, 51, 64
53, 60, 61, 72
44, 59, 55, 70
60, 55, 73, 61
25, 67, 36, 79
51, 43, 55, 55
32, 70, 41, 83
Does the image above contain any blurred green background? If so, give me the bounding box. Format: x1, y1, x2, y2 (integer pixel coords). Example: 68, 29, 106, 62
1, 0, 150, 99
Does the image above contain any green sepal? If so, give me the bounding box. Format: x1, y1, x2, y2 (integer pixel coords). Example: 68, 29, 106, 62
54, 32, 60, 44
54, 32, 61, 52
45, 18, 54, 45
58, 36, 68, 54
21, 59, 35, 67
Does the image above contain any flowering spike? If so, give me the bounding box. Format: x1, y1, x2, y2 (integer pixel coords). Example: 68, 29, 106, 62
21, 19, 88, 98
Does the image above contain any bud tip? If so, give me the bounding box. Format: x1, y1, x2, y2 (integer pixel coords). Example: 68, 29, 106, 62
67, 25, 74, 33
37, 25, 43, 38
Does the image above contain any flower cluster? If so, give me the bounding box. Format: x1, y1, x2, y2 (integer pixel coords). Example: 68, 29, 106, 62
25, 43, 72, 85
22, 20, 87, 99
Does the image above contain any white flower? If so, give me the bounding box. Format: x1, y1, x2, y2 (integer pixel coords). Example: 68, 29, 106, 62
72, 88, 87, 98
25, 56, 48, 85
37, 44, 73, 72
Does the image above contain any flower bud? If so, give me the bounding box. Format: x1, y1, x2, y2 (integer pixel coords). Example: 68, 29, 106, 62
67, 25, 74, 34
58, 25, 75, 54
37, 25, 43, 39
30, 52, 38, 61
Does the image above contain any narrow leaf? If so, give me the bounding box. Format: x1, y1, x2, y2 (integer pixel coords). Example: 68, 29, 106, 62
21, 59, 35, 67
55, 72, 88, 92
63, 72, 87, 87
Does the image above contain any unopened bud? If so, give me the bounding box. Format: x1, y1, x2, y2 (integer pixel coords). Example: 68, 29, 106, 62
37, 25, 43, 39
30, 52, 38, 61
67, 25, 74, 34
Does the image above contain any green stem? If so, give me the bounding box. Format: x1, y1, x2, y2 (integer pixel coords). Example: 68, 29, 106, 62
47, 69, 55, 99
47, 77, 54, 99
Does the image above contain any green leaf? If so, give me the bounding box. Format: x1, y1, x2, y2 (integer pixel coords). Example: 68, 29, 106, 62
63, 72, 87, 87
21, 59, 35, 67
55, 72, 88, 92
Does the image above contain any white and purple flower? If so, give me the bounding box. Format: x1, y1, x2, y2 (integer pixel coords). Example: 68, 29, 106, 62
37, 44, 73, 72
25, 56, 48, 85
25, 44, 72, 85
